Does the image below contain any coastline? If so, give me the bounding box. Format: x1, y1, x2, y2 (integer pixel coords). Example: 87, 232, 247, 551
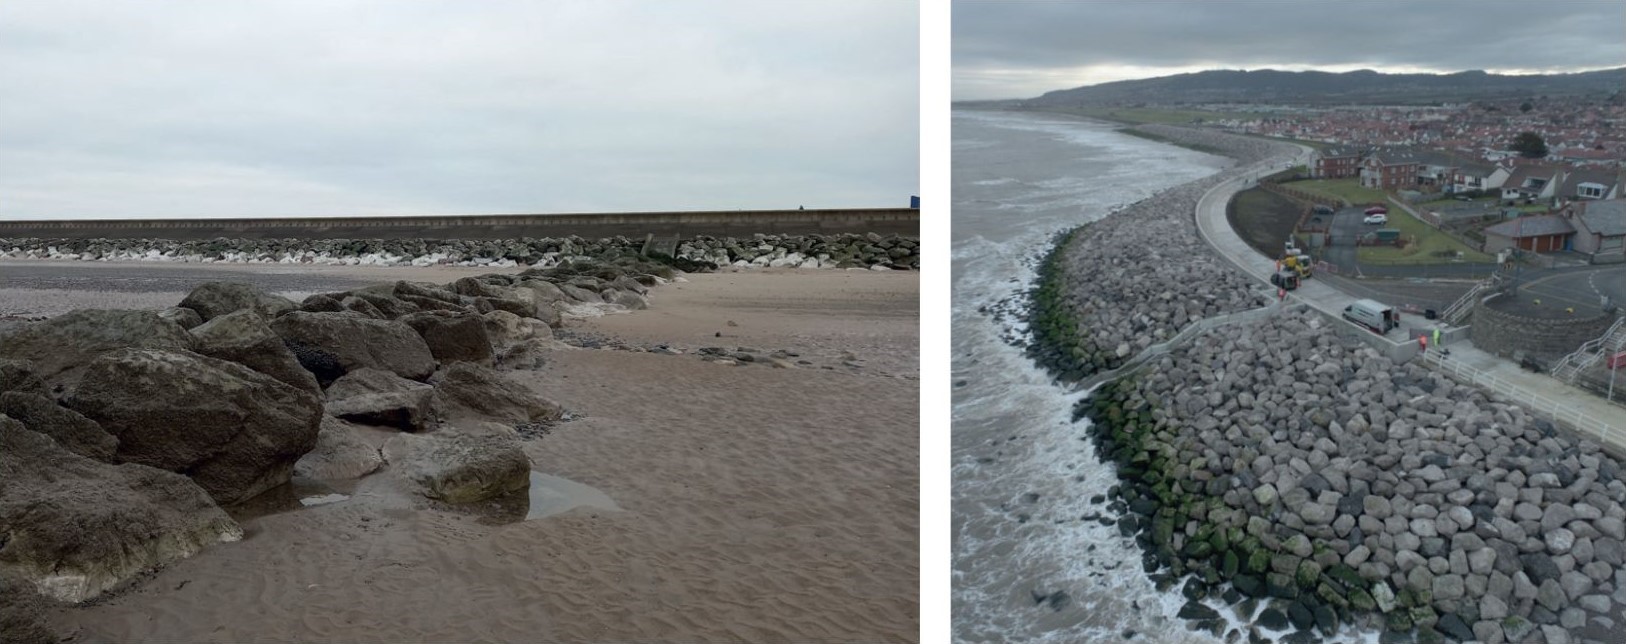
1016, 125, 1626, 642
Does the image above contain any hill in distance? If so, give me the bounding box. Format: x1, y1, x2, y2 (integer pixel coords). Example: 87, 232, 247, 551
1027, 67, 1626, 106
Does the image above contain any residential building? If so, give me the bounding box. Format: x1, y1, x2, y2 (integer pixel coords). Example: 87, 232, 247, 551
1314, 147, 1363, 179
1359, 149, 1422, 191
1555, 168, 1624, 202
1559, 199, 1626, 261
1500, 165, 1564, 201
1482, 215, 1575, 253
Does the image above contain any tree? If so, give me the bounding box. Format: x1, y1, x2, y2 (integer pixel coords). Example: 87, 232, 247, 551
1511, 132, 1548, 158
1519, 101, 1533, 113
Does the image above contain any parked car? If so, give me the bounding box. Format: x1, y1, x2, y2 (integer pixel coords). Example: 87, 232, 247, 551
1363, 206, 1388, 215
1363, 213, 1388, 225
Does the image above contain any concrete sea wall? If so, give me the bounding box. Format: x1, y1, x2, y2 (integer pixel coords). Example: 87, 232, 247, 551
0, 208, 920, 241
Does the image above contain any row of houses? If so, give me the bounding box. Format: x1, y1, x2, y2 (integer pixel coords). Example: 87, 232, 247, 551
1313, 147, 1625, 204
1481, 199, 1626, 261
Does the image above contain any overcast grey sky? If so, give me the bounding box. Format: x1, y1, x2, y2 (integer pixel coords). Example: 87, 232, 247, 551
955, 0, 1626, 101
1, 1, 917, 220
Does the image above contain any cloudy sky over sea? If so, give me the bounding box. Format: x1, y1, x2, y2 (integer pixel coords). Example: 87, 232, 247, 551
954, 0, 1626, 100
1, 1, 917, 219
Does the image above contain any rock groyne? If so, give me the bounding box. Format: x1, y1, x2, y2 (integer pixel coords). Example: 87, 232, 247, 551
0, 257, 675, 637
0, 232, 919, 271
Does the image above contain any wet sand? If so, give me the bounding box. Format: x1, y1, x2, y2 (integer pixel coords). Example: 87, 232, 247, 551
35, 264, 920, 642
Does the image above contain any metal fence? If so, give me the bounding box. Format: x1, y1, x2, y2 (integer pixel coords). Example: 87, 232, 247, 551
1420, 350, 1623, 455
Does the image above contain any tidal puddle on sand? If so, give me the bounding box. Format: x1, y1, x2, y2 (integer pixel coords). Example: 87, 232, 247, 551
523, 471, 621, 520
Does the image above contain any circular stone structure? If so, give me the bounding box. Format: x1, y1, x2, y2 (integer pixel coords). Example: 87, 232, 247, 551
1470, 291, 1618, 362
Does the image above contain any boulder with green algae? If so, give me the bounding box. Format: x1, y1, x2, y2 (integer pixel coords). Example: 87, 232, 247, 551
1247, 550, 1271, 574
1349, 587, 1377, 612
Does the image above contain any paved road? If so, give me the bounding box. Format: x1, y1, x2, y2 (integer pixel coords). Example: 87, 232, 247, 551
1513, 264, 1626, 315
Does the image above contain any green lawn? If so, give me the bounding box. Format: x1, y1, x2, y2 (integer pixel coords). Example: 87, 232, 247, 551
1358, 202, 1494, 264
1414, 197, 1545, 215
1284, 179, 1387, 206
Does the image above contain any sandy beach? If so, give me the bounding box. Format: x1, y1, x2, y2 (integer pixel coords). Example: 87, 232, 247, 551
17, 263, 919, 643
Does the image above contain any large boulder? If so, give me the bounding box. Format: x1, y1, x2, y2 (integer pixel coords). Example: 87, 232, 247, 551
611, 275, 648, 295
482, 310, 546, 349
0, 572, 57, 644
601, 287, 649, 310
178, 281, 297, 322
559, 284, 603, 304
431, 362, 561, 423
64, 349, 323, 505
190, 310, 321, 395
269, 311, 436, 385
0, 359, 46, 395
473, 296, 539, 319
156, 306, 204, 330
345, 291, 420, 319
0, 416, 242, 603
324, 368, 437, 432
382, 431, 529, 503
393, 281, 465, 306
339, 296, 387, 319
299, 293, 346, 313
450, 277, 507, 299
505, 285, 564, 327
400, 311, 494, 366
516, 279, 568, 305
0, 310, 194, 386
0, 391, 118, 462
293, 417, 384, 480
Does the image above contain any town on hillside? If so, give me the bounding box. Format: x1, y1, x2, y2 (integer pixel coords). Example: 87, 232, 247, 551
1217, 97, 1623, 265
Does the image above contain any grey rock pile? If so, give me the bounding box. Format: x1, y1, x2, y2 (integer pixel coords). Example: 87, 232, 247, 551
0, 232, 920, 270
1028, 127, 1294, 381
0, 259, 658, 629
675, 232, 918, 270
1083, 306, 1626, 642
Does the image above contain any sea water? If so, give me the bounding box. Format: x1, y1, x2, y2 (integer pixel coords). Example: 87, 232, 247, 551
950, 108, 1234, 642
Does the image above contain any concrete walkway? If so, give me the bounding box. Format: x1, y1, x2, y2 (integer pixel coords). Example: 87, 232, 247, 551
1194, 145, 1626, 458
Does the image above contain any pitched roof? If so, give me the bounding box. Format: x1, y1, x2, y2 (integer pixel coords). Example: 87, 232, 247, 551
1368, 147, 1421, 165
1502, 165, 1562, 190
1573, 199, 1626, 236
1484, 215, 1575, 238
1557, 168, 1623, 197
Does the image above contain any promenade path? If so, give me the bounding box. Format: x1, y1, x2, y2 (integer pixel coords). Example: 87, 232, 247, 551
1195, 143, 1626, 459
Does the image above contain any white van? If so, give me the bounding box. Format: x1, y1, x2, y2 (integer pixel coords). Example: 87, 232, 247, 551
1343, 299, 1397, 334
